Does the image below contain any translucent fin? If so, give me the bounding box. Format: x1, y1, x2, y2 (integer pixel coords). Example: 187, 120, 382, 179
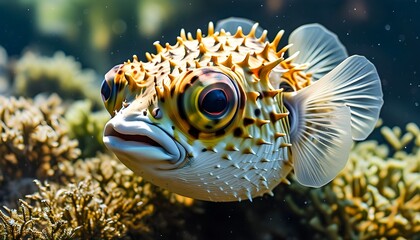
288, 24, 348, 81
284, 55, 383, 187
215, 17, 265, 38
312, 55, 383, 140
288, 103, 353, 187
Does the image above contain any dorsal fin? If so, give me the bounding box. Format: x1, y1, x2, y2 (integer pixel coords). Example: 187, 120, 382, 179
215, 17, 265, 38
288, 24, 348, 81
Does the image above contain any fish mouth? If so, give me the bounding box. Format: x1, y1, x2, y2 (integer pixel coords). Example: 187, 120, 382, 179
103, 115, 186, 169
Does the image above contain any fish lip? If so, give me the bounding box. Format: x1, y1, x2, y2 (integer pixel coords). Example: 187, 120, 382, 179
103, 117, 186, 168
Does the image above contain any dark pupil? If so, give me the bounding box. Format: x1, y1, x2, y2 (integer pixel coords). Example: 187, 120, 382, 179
201, 89, 227, 115
101, 80, 111, 101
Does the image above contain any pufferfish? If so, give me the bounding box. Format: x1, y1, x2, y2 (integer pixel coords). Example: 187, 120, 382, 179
101, 18, 383, 202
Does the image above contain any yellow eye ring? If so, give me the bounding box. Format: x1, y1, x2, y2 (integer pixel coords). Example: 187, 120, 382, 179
172, 67, 245, 139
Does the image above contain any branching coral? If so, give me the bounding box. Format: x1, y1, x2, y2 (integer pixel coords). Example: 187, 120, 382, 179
275, 122, 420, 239
0, 94, 80, 185
0, 153, 196, 240
13, 51, 102, 108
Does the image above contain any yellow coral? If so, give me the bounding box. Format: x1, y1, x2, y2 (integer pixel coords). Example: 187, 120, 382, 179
0, 94, 80, 182
281, 122, 420, 239
0, 153, 196, 239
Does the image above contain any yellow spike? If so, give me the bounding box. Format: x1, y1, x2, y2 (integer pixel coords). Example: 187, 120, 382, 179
180, 29, 187, 40
221, 54, 233, 67
256, 138, 272, 145
187, 32, 193, 40
145, 52, 153, 61
133, 55, 139, 62
199, 43, 207, 54
246, 91, 261, 103
194, 60, 201, 68
155, 85, 164, 98
251, 58, 283, 82
248, 22, 259, 38
165, 42, 173, 50
274, 132, 286, 139
236, 52, 251, 68
256, 119, 270, 127
240, 37, 247, 47
196, 28, 202, 42
176, 37, 184, 45
144, 71, 151, 80
271, 112, 289, 121
225, 143, 239, 151
124, 73, 135, 86
280, 143, 292, 148
168, 74, 176, 82
257, 42, 270, 59
263, 89, 283, 98
208, 21, 214, 36
160, 54, 168, 61
211, 55, 219, 65
169, 60, 177, 68
280, 178, 291, 185
233, 26, 244, 38
218, 43, 225, 51
242, 147, 256, 155
258, 30, 268, 42
163, 80, 171, 94
277, 43, 293, 58
284, 51, 299, 63
222, 153, 232, 160
220, 28, 227, 36
270, 30, 284, 50
213, 35, 220, 44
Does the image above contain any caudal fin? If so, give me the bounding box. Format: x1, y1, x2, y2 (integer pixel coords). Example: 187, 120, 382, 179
284, 55, 383, 187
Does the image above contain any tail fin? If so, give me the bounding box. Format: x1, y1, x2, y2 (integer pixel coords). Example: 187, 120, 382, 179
284, 55, 383, 187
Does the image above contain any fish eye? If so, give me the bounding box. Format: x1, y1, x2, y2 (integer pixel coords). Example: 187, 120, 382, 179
102, 64, 123, 115
178, 68, 241, 136
199, 88, 228, 118
101, 80, 112, 102
279, 81, 295, 92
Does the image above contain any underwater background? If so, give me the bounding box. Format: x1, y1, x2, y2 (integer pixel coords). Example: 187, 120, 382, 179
0, 0, 418, 239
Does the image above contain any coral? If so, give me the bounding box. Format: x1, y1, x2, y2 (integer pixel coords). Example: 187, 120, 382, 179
0, 94, 81, 207
274, 122, 420, 239
0, 94, 80, 187
0, 153, 197, 240
13, 51, 102, 108
64, 100, 109, 157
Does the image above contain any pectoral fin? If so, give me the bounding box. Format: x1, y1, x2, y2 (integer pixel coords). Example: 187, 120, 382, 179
284, 55, 383, 187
